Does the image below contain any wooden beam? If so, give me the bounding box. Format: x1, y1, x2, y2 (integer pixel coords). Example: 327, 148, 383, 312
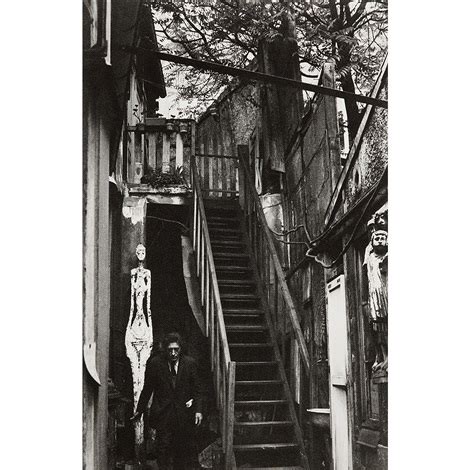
121, 47, 388, 109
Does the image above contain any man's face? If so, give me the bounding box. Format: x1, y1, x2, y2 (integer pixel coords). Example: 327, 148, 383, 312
167, 342, 181, 363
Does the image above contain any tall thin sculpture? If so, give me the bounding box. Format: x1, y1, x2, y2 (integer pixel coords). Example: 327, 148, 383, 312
364, 211, 388, 377
125, 243, 153, 446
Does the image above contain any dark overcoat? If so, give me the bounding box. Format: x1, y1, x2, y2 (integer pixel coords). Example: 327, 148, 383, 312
136, 354, 203, 431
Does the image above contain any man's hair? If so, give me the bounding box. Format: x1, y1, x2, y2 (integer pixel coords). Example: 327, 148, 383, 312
163, 332, 183, 350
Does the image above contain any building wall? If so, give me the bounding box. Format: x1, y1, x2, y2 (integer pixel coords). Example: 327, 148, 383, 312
83, 2, 167, 468
343, 76, 388, 211
196, 83, 259, 156
282, 62, 388, 470
83, 65, 115, 470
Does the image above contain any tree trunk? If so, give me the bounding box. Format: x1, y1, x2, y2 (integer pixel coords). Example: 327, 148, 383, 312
337, 40, 361, 144
339, 70, 361, 143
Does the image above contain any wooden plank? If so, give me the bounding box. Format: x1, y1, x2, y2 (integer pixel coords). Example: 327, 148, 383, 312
145, 51, 388, 108
195, 153, 238, 159
201, 237, 205, 299
162, 132, 171, 172
221, 157, 227, 197
204, 189, 238, 194
225, 362, 236, 470
148, 131, 157, 170
217, 154, 223, 198
210, 290, 214, 357
156, 133, 163, 172
205, 262, 209, 329
208, 156, 214, 197
170, 132, 177, 171
238, 146, 247, 208
175, 132, 184, 169
225, 158, 232, 198
203, 155, 210, 193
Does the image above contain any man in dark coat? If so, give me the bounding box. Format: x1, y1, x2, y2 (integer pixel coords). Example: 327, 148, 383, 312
131, 332, 204, 470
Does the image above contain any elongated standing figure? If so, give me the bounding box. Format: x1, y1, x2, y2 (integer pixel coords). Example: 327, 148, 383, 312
125, 243, 153, 447
364, 213, 388, 375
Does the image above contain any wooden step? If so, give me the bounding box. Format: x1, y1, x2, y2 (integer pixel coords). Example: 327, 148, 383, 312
226, 325, 267, 332
207, 216, 240, 223
243, 467, 303, 470
234, 421, 293, 427
211, 240, 245, 246
213, 252, 249, 258
221, 293, 258, 300
235, 400, 287, 406
216, 266, 252, 273
233, 443, 298, 451
223, 308, 262, 315
236, 380, 282, 385
224, 315, 263, 323
236, 361, 279, 366
208, 227, 242, 234
218, 279, 256, 286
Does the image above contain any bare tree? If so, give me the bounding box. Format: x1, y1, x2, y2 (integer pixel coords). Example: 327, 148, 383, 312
149, 0, 387, 138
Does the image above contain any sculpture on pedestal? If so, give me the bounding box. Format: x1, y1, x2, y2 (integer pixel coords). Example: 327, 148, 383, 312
364, 211, 388, 377
125, 243, 153, 446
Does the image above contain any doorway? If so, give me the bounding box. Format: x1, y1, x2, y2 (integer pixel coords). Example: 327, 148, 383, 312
326, 275, 353, 470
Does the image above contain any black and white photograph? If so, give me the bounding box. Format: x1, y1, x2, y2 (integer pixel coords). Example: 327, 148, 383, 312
5, 1, 470, 470
83, 1, 387, 468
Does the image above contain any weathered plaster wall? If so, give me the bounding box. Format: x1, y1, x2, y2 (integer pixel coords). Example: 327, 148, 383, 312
285, 64, 341, 243
344, 76, 388, 209
196, 83, 259, 155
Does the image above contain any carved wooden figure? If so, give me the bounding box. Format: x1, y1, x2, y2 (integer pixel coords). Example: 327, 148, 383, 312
125, 243, 153, 446
364, 212, 388, 376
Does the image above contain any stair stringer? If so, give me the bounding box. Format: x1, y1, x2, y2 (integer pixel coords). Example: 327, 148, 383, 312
238, 209, 310, 470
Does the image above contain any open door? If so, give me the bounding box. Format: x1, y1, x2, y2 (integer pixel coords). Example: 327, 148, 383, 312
326, 275, 353, 470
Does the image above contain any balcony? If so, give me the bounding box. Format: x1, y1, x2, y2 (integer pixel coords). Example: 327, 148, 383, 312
124, 118, 195, 201
124, 117, 239, 202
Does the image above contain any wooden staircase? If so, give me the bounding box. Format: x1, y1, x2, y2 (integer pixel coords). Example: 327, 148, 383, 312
204, 199, 309, 469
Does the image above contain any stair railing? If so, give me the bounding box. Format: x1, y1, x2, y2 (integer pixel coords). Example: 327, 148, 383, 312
190, 155, 236, 470
237, 146, 311, 373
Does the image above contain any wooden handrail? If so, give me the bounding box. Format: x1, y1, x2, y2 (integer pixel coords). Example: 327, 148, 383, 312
190, 155, 236, 470
237, 146, 310, 371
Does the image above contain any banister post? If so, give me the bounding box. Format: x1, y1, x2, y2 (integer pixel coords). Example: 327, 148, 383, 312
237, 145, 249, 209
225, 361, 236, 470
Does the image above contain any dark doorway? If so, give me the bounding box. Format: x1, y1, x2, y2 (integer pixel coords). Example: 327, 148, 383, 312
145, 204, 200, 355
145, 203, 218, 453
